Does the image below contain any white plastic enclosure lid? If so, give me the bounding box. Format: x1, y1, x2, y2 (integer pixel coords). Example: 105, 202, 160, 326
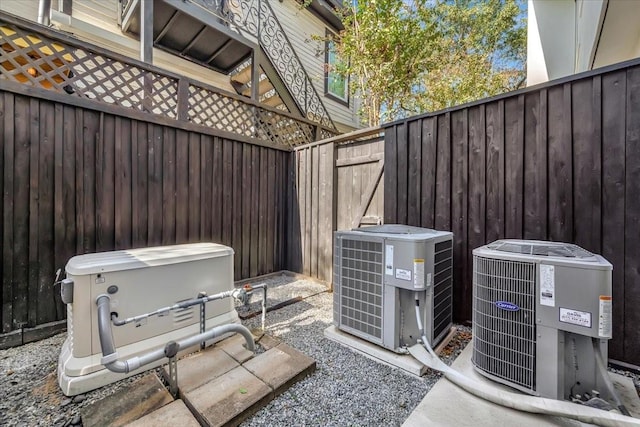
65, 243, 234, 276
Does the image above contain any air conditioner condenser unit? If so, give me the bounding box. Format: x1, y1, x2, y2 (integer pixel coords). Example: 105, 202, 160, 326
472, 240, 613, 402
333, 225, 453, 353
57, 243, 239, 396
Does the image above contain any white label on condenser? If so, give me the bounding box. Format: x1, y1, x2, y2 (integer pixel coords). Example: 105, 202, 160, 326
539, 264, 555, 307
598, 296, 612, 338
385, 245, 394, 276
559, 308, 592, 328
395, 268, 412, 281
413, 259, 425, 289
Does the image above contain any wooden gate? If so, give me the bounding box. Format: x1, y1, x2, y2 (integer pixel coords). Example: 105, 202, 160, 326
288, 128, 385, 284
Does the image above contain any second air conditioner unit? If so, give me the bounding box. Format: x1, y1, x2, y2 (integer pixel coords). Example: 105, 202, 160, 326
333, 225, 453, 353
472, 240, 613, 401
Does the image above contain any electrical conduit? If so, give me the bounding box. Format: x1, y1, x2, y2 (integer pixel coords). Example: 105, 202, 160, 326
410, 292, 640, 427
96, 294, 255, 374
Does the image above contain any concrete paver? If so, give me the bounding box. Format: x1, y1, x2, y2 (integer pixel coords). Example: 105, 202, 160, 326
243, 343, 316, 395
182, 365, 272, 427
162, 347, 239, 394
126, 400, 199, 427
218, 333, 255, 364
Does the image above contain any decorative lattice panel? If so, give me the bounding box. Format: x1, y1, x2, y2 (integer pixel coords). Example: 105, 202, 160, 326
0, 20, 325, 147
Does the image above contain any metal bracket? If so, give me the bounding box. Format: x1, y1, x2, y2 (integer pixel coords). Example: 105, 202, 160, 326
198, 292, 207, 350
168, 356, 178, 398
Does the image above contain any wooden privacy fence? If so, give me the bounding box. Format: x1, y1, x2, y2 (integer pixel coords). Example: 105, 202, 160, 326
287, 128, 385, 284
0, 85, 289, 346
383, 58, 640, 366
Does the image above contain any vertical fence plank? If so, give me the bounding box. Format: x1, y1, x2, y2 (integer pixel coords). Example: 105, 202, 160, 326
384, 125, 398, 223
241, 144, 251, 279
230, 141, 241, 278
259, 147, 269, 274
504, 95, 524, 238
601, 70, 627, 361
451, 109, 469, 320
132, 120, 148, 247
147, 124, 163, 247
310, 147, 319, 277
115, 117, 132, 249
396, 123, 408, 224
485, 100, 504, 242
573, 79, 602, 253
547, 85, 573, 242
435, 113, 451, 231
83, 110, 99, 253
188, 133, 201, 243
2, 93, 15, 332
161, 127, 176, 245
468, 105, 486, 258
523, 91, 547, 240
27, 98, 40, 327
52, 103, 65, 320
200, 135, 213, 241
624, 66, 640, 364
13, 96, 30, 328
250, 146, 260, 278
211, 137, 223, 243
266, 149, 276, 274
407, 119, 422, 226
61, 106, 77, 268
175, 130, 189, 244
36, 101, 55, 324
97, 114, 116, 252
421, 117, 437, 229
0, 94, 4, 330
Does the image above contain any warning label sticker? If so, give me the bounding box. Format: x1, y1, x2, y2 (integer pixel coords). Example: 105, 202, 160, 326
539, 264, 555, 307
413, 259, 425, 289
598, 296, 612, 338
559, 308, 592, 328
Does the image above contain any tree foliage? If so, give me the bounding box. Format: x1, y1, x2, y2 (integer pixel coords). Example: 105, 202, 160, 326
329, 0, 526, 126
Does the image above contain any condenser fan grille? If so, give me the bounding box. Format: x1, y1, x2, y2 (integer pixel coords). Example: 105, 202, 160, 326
472, 256, 536, 392
433, 240, 453, 342
338, 238, 384, 342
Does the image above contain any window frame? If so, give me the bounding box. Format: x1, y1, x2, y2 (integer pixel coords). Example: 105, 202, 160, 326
324, 30, 349, 106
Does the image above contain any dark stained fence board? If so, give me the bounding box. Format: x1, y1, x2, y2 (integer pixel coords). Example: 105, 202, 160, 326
187, 133, 201, 243
523, 91, 547, 240
28, 97, 40, 327
420, 117, 437, 229
147, 124, 163, 247
601, 71, 627, 359
175, 130, 189, 244
2, 93, 14, 332
435, 113, 451, 231
504, 95, 525, 239
384, 125, 398, 223
407, 119, 422, 227
467, 105, 486, 264
624, 66, 640, 363
547, 85, 573, 243
396, 124, 408, 225
200, 135, 213, 242
485, 100, 505, 242
161, 127, 176, 246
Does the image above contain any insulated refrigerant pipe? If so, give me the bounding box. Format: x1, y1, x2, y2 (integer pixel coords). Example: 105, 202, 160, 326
96, 294, 255, 374
410, 292, 640, 427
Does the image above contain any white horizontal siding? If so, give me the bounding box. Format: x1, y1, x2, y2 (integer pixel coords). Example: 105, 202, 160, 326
270, 0, 360, 130
1, 0, 40, 21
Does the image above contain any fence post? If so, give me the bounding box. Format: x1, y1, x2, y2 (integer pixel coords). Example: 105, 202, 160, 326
177, 78, 189, 121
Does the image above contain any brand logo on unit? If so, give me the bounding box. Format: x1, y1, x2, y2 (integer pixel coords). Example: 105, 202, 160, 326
495, 301, 520, 311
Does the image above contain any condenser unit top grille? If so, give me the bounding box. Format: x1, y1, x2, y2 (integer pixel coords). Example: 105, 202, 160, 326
349, 224, 452, 241
485, 240, 594, 259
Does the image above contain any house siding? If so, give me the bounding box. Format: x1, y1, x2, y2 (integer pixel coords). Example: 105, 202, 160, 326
270, 0, 361, 131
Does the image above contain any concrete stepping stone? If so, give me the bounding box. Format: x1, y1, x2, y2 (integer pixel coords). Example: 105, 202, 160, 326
126, 400, 199, 427
182, 365, 272, 427
217, 333, 255, 364
243, 342, 316, 396
81, 373, 173, 427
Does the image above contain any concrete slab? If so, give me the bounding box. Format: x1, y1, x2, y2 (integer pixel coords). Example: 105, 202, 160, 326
403, 343, 640, 427
255, 333, 281, 351
161, 346, 240, 394
243, 343, 316, 395
182, 365, 272, 427
81, 373, 173, 427
126, 400, 200, 427
324, 325, 428, 377
218, 333, 255, 364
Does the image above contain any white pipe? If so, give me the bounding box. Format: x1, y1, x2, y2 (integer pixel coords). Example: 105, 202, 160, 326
409, 308, 640, 426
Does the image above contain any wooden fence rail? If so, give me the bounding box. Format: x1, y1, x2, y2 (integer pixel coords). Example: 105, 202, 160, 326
383, 58, 640, 366
0, 87, 289, 345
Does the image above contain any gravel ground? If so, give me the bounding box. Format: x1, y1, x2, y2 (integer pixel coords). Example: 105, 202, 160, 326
0, 275, 637, 427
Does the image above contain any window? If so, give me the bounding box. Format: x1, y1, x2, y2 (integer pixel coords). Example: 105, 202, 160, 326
325, 35, 348, 105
